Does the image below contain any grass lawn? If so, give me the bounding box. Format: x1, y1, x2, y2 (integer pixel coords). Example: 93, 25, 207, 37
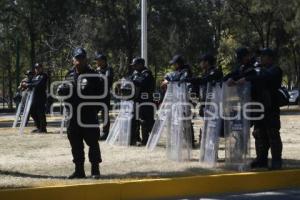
0, 113, 299, 189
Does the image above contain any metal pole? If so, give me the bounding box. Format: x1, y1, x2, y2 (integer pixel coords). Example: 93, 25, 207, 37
2, 69, 5, 108
141, 0, 148, 66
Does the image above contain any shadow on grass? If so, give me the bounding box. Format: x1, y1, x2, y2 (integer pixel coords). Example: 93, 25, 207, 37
0, 169, 65, 179
100, 167, 216, 180
0, 166, 216, 181
0, 159, 299, 181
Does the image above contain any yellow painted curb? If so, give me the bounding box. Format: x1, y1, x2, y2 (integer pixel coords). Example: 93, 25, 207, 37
1, 169, 300, 200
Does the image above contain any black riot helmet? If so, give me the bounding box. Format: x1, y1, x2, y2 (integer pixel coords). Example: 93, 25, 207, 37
260, 48, 274, 58
130, 57, 145, 66
199, 53, 216, 66
169, 54, 185, 66
95, 52, 107, 62
73, 47, 87, 59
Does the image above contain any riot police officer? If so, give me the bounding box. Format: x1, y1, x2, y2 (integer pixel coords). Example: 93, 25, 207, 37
184, 53, 223, 142
16, 70, 35, 105
161, 55, 192, 88
21, 63, 48, 133
184, 53, 223, 114
129, 58, 155, 145
95, 53, 114, 140
57, 47, 103, 179
227, 47, 283, 170
161, 55, 195, 146
15, 70, 35, 123
241, 48, 283, 170
18, 70, 35, 91
223, 47, 256, 84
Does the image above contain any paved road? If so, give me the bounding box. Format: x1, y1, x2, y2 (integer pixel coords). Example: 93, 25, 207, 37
170, 189, 300, 200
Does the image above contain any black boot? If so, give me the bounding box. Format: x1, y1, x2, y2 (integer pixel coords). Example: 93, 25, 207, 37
38, 127, 47, 133
252, 129, 269, 169
68, 163, 86, 179
250, 159, 268, 169
269, 131, 282, 171
269, 160, 282, 170
31, 128, 40, 133
91, 163, 100, 179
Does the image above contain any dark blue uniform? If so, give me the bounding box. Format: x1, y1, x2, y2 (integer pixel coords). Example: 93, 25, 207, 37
185, 67, 223, 140
164, 66, 192, 82
58, 66, 103, 166
28, 72, 48, 132
245, 64, 283, 168
186, 67, 223, 115
225, 62, 283, 169
131, 67, 155, 145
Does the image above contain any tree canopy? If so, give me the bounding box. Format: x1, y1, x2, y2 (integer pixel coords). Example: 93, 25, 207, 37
0, 0, 300, 107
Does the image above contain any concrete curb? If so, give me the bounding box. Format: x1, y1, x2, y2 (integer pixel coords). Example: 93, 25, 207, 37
1, 169, 300, 200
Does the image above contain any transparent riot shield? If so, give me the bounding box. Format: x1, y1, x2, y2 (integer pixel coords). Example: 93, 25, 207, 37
19, 89, 35, 134
146, 82, 192, 162
222, 83, 251, 171
146, 85, 173, 151
106, 100, 134, 146
199, 83, 222, 166
60, 104, 67, 134
166, 83, 192, 161
12, 91, 29, 128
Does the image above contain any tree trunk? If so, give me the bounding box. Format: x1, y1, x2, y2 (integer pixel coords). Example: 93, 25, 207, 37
2, 69, 5, 108
30, 28, 36, 69
7, 66, 13, 109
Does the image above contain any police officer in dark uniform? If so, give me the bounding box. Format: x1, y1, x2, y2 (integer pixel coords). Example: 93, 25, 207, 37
161, 55, 195, 146
223, 47, 256, 84
184, 53, 223, 142
238, 48, 283, 170
129, 57, 155, 145
184, 53, 223, 114
95, 53, 114, 140
18, 70, 35, 91
21, 63, 48, 133
161, 55, 192, 88
115, 61, 139, 145
226, 47, 283, 170
16, 70, 35, 105
57, 47, 103, 179
15, 70, 35, 123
